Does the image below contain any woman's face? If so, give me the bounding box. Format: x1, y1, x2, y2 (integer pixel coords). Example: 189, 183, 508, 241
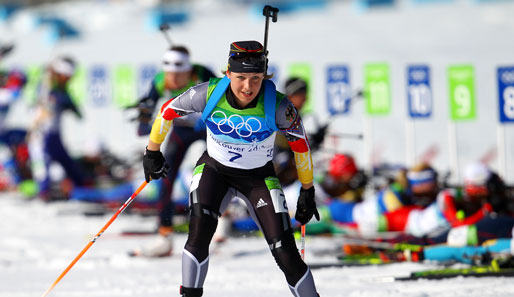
164, 70, 191, 90
227, 71, 264, 108
288, 92, 307, 111
51, 71, 72, 86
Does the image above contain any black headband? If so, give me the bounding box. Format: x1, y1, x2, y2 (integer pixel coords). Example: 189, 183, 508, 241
228, 56, 266, 73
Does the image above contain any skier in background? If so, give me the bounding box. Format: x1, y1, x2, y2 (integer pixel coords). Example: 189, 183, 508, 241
340, 162, 514, 257
318, 153, 368, 203
461, 161, 513, 216
379, 162, 500, 237
142, 40, 320, 297
31, 55, 84, 200
131, 46, 216, 257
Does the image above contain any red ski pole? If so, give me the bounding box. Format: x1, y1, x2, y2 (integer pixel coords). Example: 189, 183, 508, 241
41, 180, 148, 297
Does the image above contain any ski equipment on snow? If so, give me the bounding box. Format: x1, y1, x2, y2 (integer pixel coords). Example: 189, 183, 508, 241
41, 181, 148, 297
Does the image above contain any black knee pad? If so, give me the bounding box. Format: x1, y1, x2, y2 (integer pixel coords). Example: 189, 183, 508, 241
184, 204, 219, 262
180, 286, 203, 297
270, 232, 308, 286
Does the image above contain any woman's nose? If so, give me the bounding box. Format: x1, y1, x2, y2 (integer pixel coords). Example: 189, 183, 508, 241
243, 79, 251, 89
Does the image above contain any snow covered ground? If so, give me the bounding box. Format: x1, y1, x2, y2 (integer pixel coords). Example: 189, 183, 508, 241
2, 192, 514, 297
3, 0, 514, 184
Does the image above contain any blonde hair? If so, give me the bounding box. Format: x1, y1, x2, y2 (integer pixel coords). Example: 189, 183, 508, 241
393, 162, 434, 190
394, 169, 409, 190
409, 162, 433, 173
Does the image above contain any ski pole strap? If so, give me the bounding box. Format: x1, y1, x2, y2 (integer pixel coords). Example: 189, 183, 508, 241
201, 75, 230, 122
263, 79, 278, 131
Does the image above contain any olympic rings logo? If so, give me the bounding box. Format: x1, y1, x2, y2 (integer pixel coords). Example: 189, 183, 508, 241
210, 110, 262, 137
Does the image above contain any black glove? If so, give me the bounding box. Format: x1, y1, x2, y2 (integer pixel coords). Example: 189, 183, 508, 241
143, 147, 170, 182
137, 99, 155, 124
309, 124, 328, 152
295, 187, 320, 225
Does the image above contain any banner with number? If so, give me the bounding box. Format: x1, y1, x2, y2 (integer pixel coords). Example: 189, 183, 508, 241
89, 65, 109, 107
497, 66, 514, 123
448, 65, 476, 121
326, 65, 351, 115
364, 63, 391, 116
138, 64, 158, 98
68, 66, 86, 106
407, 65, 432, 118
113, 65, 137, 108
288, 63, 313, 114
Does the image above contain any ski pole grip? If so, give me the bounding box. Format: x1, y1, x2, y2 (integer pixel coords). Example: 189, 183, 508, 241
263, 5, 279, 22
159, 23, 170, 31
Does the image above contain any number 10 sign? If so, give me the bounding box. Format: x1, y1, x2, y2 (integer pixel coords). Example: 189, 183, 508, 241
407, 65, 432, 118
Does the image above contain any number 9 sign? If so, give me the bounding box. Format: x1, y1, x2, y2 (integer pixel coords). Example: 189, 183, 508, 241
448, 65, 476, 121
498, 66, 514, 123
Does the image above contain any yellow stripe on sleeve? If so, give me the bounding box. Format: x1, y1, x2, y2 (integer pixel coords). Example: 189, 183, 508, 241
149, 111, 173, 144
294, 151, 313, 184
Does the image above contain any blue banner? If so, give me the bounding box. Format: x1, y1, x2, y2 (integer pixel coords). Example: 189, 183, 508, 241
498, 66, 514, 123
139, 64, 158, 98
407, 65, 432, 118
355, 0, 395, 12
89, 65, 109, 107
326, 65, 351, 115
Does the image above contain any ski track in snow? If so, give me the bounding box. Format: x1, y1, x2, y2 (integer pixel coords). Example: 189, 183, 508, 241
1, 193, 514, 297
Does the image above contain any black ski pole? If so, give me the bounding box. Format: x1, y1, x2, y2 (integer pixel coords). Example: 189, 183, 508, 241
159, 23, 173, 47
262, 5, 279, 68
0, 43, 14, 59
327, 132, 364, 140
